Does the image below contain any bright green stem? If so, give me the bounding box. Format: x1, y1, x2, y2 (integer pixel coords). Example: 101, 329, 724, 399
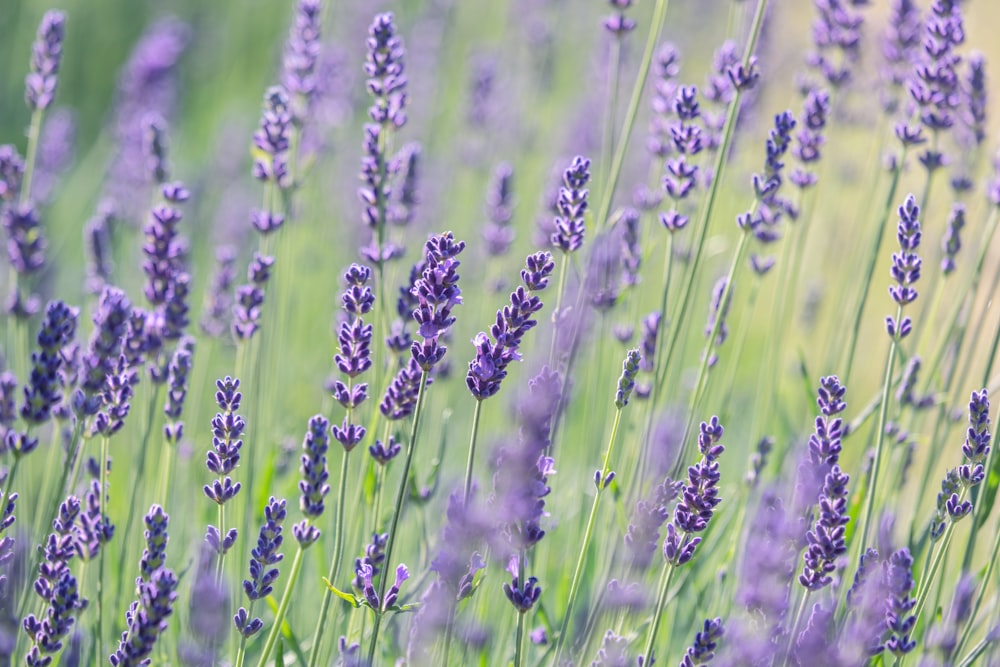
857, 304, 903, 556
256, 542, 307, 667
599, 33, 623, 194
367, 370, 429, 664
234, 600, 257, 667
20, 108, 44, 207
593, 0, 671, 237
641, 558, 678, 665
954, 517, 999, 660
653, 0, 768, 407
548, 252, 570, 367
158, 435, 176, 506
842, 152, 905, 386
215, 503, 227, 584
97, 435, 110, 664
307, 447, 351, 667
553, 407, 624, 665
913, 514, 960, 638
514, 549, 527, 667
670, 227, 751, 480
463, 399, 484, 503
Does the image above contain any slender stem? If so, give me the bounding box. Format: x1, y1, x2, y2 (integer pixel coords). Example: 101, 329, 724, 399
19, 108, 44, 207
514, 549, 527, 667
599, 33, 623, 194
463, 399, 484, 503
641, 559, 678, 665
215, 503, 227, 584
307, 447, 351, 667
97, 435, 110, 665
553, 407, 624, 665
548, 253, 570, 367
858, 304, 903, 555
367, 370, 430, 664
256, 542, 307, 667
593, 0, 671, 237
913, 517, 959, 634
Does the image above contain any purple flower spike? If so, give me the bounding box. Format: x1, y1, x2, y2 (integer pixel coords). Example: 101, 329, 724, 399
614, 349, 641, 409
521, 251, 555, 291
299, 414, 330, 519
483, 163, 516, 257
252, 86, 292, 191
25, 11, 67, 111
603, 0, 636, 35
109, 567, 178, 666
886, 195, 921, 339
365, 12, 408, 129
799, 465, 850, 591
411, 232, 466, 371
74, 287, 131, 418
139, 504, 169, 581
680, 617, 724, 667
369, 436, 401, 464
21, 301, 78, 425
0, 144, 25, 203
242, 497, 286, 603
282, 0, 323, 120
551, 156, 591, 253
204, 376, 244, 507
503, 558, 541, 614
941, 203, 965, 275
959, 389, 990, 489
884, 548, 917, 656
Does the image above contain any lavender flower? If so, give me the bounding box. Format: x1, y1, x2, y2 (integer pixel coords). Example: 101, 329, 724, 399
663, 417, 724, 566
21, 300, 78, 425
909, 0, 964, 154
235, 497, 286, 638
591, 629, 633, 666
93, 352, 137, 437
199, 246, 236, 338
204, 376, 244, 512
551, 156, 591, 253
357, 562, 409, 611
138, 505, 169, 581
957, 52, 987, 155
799, 465, 850, 590
0, 145, 25, 203
353, 532, 388, 589
703, 277, 731, 368
232, 253, 275, 342
282, 0, 323, 120
388, 141, 420, 229
614, 348, 641, 409
142, 115, 170, 185
806, 375, 847, 470
299, 415, 330, 519
807, 0, 865, 89
624, 479, 681, 570
603, 0, 636, 35
369, 436, 401, 465
680, 618, 724, 667
331, 264, 374, 450
411, 232, 466, 371
3, 202, 47, 280
84, 203, 115, 295
252, 86, 292, 197
380, 358, 424, 421
619, 208, 641, 287
25, 10, 67, 111
884, 548, 917, 656
74, 287, 131, 418
790, 88, 830, 189
163, 337, 194, 443
941, 203, 965, 275
75, 479, 112, 560
880, 0, 921, 113
502, 558, 541, 613
109, 568, 178, 666
659, 85, 704, 233
959, 389, 990, 489
366, 12, 408, 128
483, 163, 515, 256
178, 541, 229, 667
886, 195, 921, 339
22, 570, 82, 666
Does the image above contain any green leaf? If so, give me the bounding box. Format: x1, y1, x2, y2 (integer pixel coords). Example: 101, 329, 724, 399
322, 579, 360, 608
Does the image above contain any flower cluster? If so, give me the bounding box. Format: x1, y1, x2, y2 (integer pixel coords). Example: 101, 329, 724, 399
235, 497, 286, 638
110, 568, 179, 666
646, 42, 681, 164
886, 195, 921, 339
603, 0, 636, 36
958, 389, 991, 489
204, 376, 244, 554
74, 287, 132, 419
680, 617, 725, 667
663, 417, 724, 566
232, 252, 275, 342
330, 264, 374, 451
25, 10, 67, 111
20, 300, 78, 426
483, 162, 515, 257
790, 88, 830, 189
807, 0, 865, 89
163, 336, 194, 443
357, 561, 409, 612
551, 156, 591, 253
884, 548, 917, 656
614, 348, 641, 409
466, 251, 554, 400
941, 203, 965, 275
295, 414, 330, 547
252, 86, 292, 205
799, 465, 850, 591
660, 85, 704, 232
411, 232, 466, 371
282, 0, 323, 120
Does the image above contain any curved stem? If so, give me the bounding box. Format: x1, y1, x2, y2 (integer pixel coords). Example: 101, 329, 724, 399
463, 399, 484, 503
367, 370, 429, 664
552, 407, 624, 665
256, 542, 307, 667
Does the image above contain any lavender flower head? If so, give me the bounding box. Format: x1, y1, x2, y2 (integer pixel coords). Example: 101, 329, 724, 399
680, 618, 724, 667
551, 156, 591, 253
603, 0, 636, 36
483, 162, 515, 257
282, 0, 323, 120
109, 568, 178, 666
25, 10, 67, 111
204, 376, 244, 512
411, 232, 466, 371
21, 300, 78, 426
941, 203, 965, 275
703, 277, 732, 368
298, 415, 330, 520
886, 195, 921, 339
235, 497, 286, 639
232, 253, 275, 342
331, 264, 373, 451
614, 348, 641, 409
662, 417, 724, 566
252, 86, 292, 195
959, 389, 990, 490
365, 12, 408, 129
807, 0, 865, 89
74, 287, 131, 418
799, 465, 850, 591
884, 548, 917, 656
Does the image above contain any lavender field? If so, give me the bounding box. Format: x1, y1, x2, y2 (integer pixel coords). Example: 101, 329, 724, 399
2, 0, 1000, 665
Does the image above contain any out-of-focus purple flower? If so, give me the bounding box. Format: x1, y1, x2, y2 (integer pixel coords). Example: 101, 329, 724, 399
603, 0, 636, 35
299, 415, 330, 520
232, 253, 275, 342
20, 300, 78, 426
615, 348, 641, 409
661, 85, 704, 215
25, 10, 66, 111
200, 246, 237, 338
591, 629, 632, 666
648, 42, 681, 159
884, 548, 917, 656
885, 195, 921, 339
252, 86, 292, 196
84, 202, 115, 295
142, 182, 189, 316
956, 52, 987, 159
551, 156, 591, 253
790, 88, 829, 189
204, 376, 244, 514
411, 232, 466, 371
880, 0, 921, 113
807, 0, 865, 89
619, 208, 641, 287
925, 574, 975, 659
483, 163, 515, 257
388, 141, 420, 230
467, 53, 496, 129
74, 287, 131, 419
662, 417, 724, 566
282, 0, 323, 121
624, 478, 682, 570
177, 541, 229, 667
366, 12, 408, 129
138, 504, 169, 581
0, 145, 25, 203
34, 107, 76, 204
163, 337, 194, 443
638, 311, 662, 376
3, 203, 47, 279
142, 115, 170, 186
941, 203, 965, 275
703, 277, 732, 368
353, 532, 388, 590
109, 567, 178, 666
799, 465, 850, 590
680, 617, 724, 667
235, 497, 286, 638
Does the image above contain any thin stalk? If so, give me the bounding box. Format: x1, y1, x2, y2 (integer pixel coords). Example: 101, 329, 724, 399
858, 303, 904, 555
215, 502, 227, 584
97, 435, 110, 665
463, 399, 484, 503
548, 253, 571, 366
842, 151, 906, 386
514, 550, 527, 667
593, 0, 671, 238
913, 513, 961, 634
552, 407, 624, 665
367, 370, 430, 664
599, 33, 623, 194
641, 558, 678, 665
19, 109, 44, 207
256, 542, 307, 667
307, 446, 352, 667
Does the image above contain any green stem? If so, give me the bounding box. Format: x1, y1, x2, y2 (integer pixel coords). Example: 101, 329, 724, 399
913, 516, 959, 635
593, 0, 671, 237
858, 303, 903, 555
20, 108, 44, 207
552, 407, 624, 665
97, 435, 110, 665
548, 253, 570, 367
306, 446, 351, 667
367, 370, 429, 664
641, 559, 678, 665
514, 549, 527, 667
463, 399, 484, 503
256, 542, 307, 667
